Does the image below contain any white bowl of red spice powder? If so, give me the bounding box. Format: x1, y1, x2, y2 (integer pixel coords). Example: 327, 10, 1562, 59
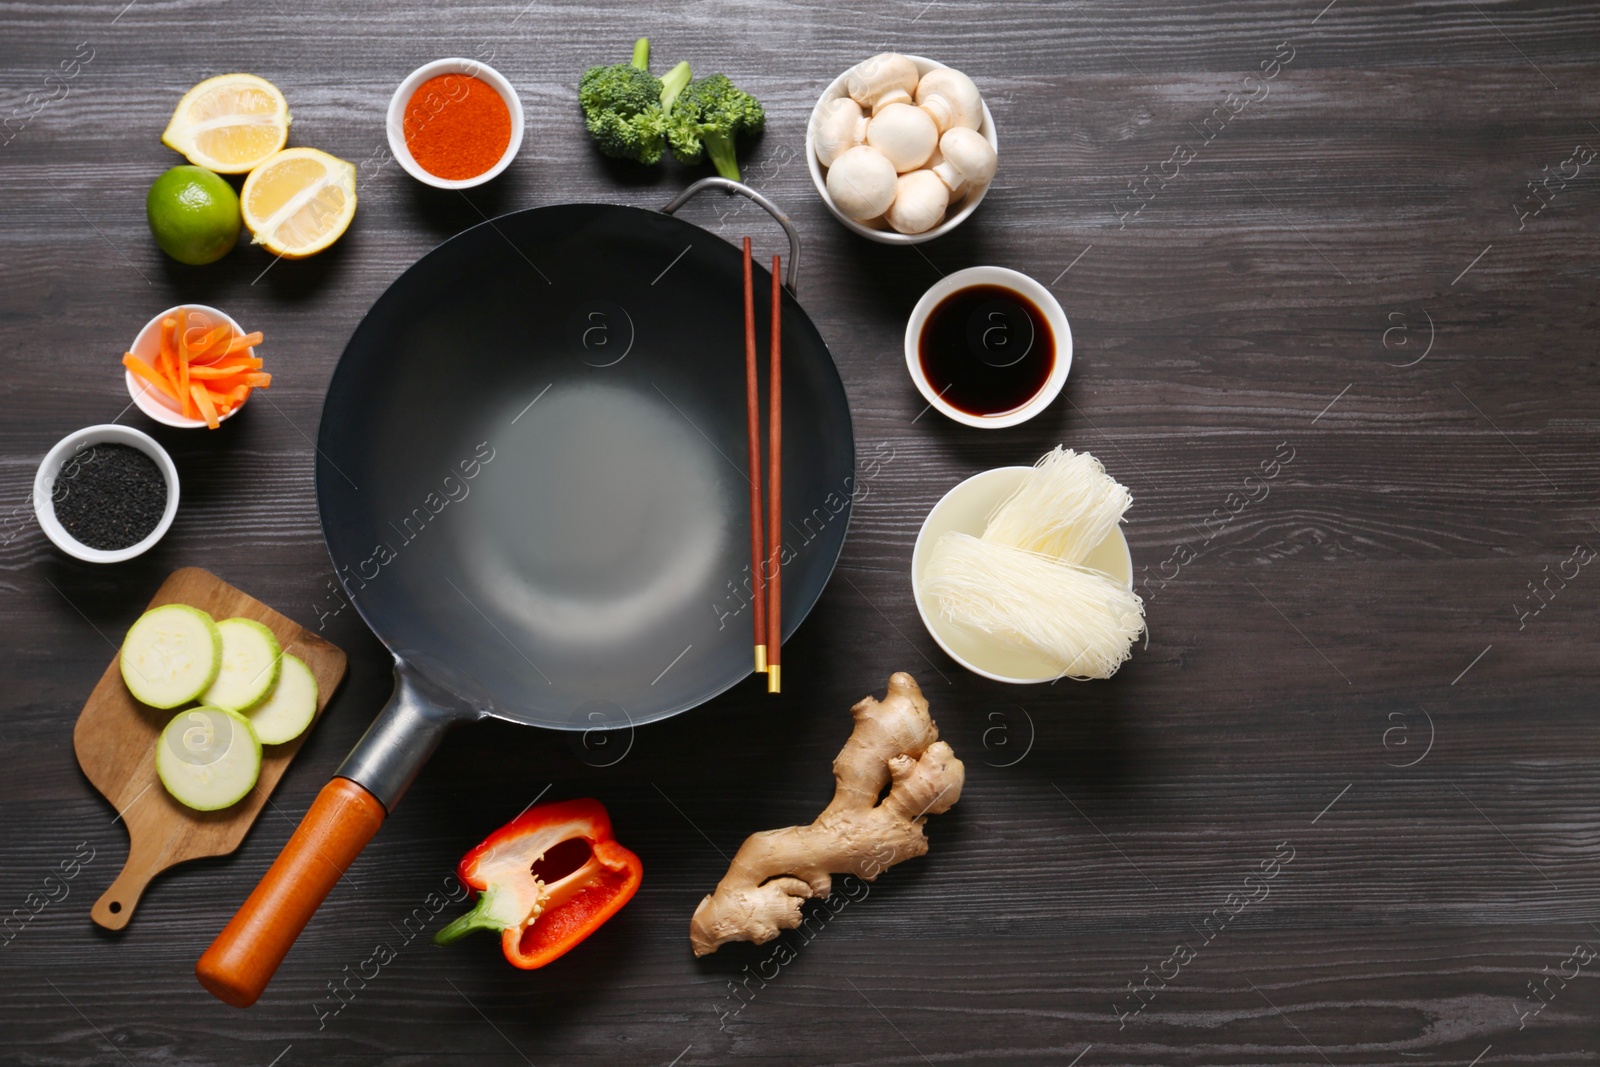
387, 59, 524, 189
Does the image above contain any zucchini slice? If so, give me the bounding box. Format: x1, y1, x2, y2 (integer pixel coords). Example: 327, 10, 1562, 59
119, 604, 222, 709
155, 705, 262, 810
202, 617, 283, 712
245, 653, 318, 745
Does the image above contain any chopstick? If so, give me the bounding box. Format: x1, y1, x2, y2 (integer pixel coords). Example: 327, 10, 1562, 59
766, 254, 783, 695
742, 238, 769, 675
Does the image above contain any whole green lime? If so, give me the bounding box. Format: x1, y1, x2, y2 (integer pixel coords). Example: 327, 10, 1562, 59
146, 165, 241, 265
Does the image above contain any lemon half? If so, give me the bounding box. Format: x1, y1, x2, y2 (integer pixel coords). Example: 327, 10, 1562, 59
240, 147, 357, 259
162, 74, 291, 174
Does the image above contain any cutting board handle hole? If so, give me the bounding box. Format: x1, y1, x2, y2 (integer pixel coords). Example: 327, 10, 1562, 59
108, 901, 122, 914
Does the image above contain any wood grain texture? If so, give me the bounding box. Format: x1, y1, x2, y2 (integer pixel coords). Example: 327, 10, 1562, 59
2, 0, 1599, 1064
72, 566, 347, 929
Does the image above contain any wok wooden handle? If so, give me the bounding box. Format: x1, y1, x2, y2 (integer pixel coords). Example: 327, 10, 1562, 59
196, 776, 386, 1007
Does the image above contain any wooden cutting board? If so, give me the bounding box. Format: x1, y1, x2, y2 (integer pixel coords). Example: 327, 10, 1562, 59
73, 567, 347, 930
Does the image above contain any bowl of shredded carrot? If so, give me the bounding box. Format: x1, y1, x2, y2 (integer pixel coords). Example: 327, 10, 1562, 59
122, 304, 269, 429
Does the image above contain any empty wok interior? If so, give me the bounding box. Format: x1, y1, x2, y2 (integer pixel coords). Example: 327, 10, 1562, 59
316, 204, 853, 730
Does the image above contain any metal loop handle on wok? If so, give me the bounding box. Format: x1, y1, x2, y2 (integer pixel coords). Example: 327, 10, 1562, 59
661, 178, 802, 295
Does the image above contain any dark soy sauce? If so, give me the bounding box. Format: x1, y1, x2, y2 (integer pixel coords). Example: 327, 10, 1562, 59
918, 284, 1055, 417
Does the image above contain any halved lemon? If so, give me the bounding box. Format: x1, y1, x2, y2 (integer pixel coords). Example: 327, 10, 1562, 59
240, 148, 357, 259
162, 74, 291, 174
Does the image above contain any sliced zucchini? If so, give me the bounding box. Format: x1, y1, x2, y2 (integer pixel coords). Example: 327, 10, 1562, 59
155, 705, 261, 811
120, 604, 222, 709
244, 653, 318, 745
202, 617, 283, 712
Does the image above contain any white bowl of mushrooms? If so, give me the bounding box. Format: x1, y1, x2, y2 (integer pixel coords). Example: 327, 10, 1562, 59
807, 54, 998, 244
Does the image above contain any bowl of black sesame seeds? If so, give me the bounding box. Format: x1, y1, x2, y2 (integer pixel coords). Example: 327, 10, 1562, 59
34, 425, 179, 563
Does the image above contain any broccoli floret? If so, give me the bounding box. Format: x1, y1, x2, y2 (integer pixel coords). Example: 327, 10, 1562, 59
666, 74, 765, 181
583, 106, 664, 163
578, 38, 689, 166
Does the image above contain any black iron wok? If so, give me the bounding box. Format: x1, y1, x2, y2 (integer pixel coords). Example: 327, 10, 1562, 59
197, 180, 854, 1006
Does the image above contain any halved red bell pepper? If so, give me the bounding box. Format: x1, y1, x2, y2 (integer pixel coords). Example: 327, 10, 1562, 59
434, 797, 643, 969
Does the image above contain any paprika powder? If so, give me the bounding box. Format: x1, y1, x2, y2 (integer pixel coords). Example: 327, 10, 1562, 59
403, 73, 512, 181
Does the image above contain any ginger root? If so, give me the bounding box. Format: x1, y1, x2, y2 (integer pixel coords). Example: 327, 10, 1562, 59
688, 672, 964, 956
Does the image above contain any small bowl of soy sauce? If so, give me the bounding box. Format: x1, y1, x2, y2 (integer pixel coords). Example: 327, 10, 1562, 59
905, 266, 1072, 429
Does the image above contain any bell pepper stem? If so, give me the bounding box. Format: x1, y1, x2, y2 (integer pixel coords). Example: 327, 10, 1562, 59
434, 888, 507, 945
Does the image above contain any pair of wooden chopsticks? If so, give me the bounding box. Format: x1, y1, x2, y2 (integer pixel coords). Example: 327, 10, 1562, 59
742, 237, 783, 695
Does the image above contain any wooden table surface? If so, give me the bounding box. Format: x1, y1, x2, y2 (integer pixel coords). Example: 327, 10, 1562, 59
4, 1, 1599, 1064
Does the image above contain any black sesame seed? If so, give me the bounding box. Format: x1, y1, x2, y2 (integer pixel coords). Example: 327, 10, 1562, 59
51, 443, 168, 551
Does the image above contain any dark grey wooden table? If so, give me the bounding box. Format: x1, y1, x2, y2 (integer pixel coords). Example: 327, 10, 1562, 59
5, 1, 1599, 1063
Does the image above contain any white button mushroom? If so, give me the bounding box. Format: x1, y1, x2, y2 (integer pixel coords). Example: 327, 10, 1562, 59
866, 102, 939, 173
930, 127, 997, 199
915, 67, 984, 133
825, 145, 899, 221
846, 53, 920, 113
884, 169, 950, 235
813, 96, 869, 168
924, 143, 951, 193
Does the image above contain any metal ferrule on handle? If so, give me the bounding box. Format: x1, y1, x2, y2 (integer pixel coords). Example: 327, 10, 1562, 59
336, 662, 490, 809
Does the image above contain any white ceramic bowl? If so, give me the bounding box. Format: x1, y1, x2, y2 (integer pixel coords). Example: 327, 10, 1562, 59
124, 304, 252, 429
912, 466, 1133, 684
807, 55, 998, 244
34, 424, 180, 563
905, 265, 1072, 429
387, 58, 525, 189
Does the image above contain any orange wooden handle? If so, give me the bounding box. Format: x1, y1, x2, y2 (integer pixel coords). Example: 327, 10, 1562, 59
196, 777, 386, 1007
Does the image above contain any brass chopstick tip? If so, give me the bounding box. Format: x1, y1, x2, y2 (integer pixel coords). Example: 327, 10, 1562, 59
766, 665, 781, 693
754, 645, 768, 673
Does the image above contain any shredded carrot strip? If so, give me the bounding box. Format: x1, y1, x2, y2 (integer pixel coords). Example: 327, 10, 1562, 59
158, 316, 179, 383
178, 359, 194, 417
123, 353, 179, 401
189, 383, 220, 429
187, 325, 233, 362
177, 324, 200, 415
214, 382, 252, 415
223, 331, 263, 355
242, 372, 272, 388
189, 360, 262, 379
